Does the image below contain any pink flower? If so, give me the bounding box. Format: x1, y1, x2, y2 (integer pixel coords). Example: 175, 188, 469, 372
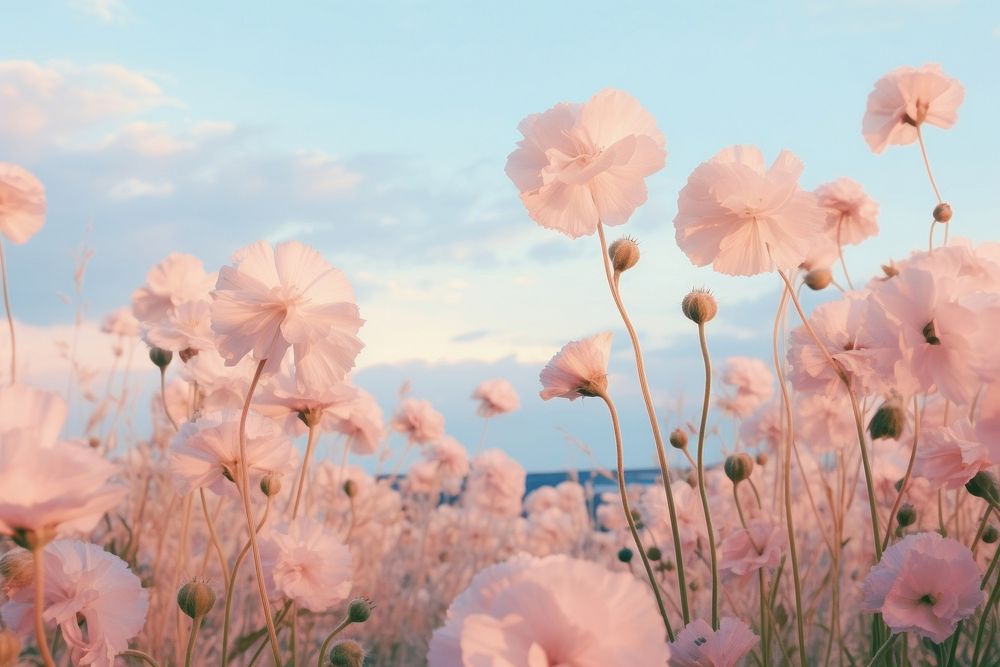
669, 617, 758, 667
539, 332, 612, 400
465, 449, 526, 517
913, 419, 991, 489
254, 364, 357, 436
260, 518, 353, 612
719, 518, 786, 578
211, 240, 364, 391
424, 436, 469, 494
862, 64, 964, 154
716, 357, 773, 418
739, 401, 782, 452
795, 394, 857, 454
471, 378, 521, 417
428, 554, 670, 666
100, 307, 139, 338
332, 388, 385, 455
861, 532, 983, 642
142, 299, 215, 354
814, 177, 879, 246
505, 88, 666, 238
0, 384, 68, 448
131, 253, 216, 325
1, 540, 148, 667
0, 163, 46, 244
390, 398, 445, 445
673, 145, 826, 276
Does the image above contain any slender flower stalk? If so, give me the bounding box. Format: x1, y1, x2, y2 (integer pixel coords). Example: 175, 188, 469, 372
289, 421, 319, 519
198, 489, 229, 583
0, 239, 16, 383
835, 214, 855, 290
222, 494, 272, 666
732, 484, 769, 667
29, 542, 56, 667
159, 368, 179, 432
881, 397, 920, 551
596, 221, 690, 623
693, 320, 720, 629
183, 615, 202, 667
317, 617, 353, 667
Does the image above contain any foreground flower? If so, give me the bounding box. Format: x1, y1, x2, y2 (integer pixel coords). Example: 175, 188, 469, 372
471, 378, 521, 417
428, 554, 670, 666
673, 145, 826, 276
862, 64, 965, 154
260, 518, 353, 612
861, 531, 983, 642
505, 88, 666, 238
539, 332, 612, 400
913, 419, 992, 490
669, 617, 758, 667
0, 163, 46, 244
391, 398, 445, 445
211, 240, 364, 390
814, 177, 879, 246
0, 384, 68, 448
1, 540, 148, 667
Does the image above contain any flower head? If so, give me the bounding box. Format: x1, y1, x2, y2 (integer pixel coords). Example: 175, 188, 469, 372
131, 253, 216, 325
862, 64, 964, 154
0, 163, 46, 244
471, 378, 521, 418
814, 177, 879, 246
669, 617, 758, 667
391, 398, 445, 445
465, 449, 526, 517
539, 332, 612, 400
260, 518, 353, 612
913, 419, 991, 490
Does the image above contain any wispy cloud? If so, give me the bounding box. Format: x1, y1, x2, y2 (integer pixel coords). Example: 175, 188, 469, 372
68, 0, 130, 24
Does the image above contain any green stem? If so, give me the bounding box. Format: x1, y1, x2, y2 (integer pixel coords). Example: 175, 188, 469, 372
317, 617, 353, 667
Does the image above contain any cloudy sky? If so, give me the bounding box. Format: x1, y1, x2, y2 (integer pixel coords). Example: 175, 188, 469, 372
2, 1, 998, 472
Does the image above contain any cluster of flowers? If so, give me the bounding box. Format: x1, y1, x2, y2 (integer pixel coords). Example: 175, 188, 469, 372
0, 61, 996, 667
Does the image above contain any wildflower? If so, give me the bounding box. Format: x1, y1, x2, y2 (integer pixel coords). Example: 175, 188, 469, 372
862, 64, 964, 154
471, 378, 520, 417
669, 617, 758, 667
260, 518, 353, 613
391, 398, 445, 445
0, 163, 45, 244
539, 332, 612, 400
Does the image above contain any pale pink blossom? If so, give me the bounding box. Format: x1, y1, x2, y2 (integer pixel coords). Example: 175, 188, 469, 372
254, 364, 357, 436
168, 410, 297, 498
913, 419, 991, 489
406, 460, 441, 495
719, 518, 785, 578
0, 163, 46, 244
210, 240, 364, 391
471, 378, 521, 417
716, 357, 773, 418
673, 145, 826, 276
0, 383, 68, 448
131, 253, 216, 325
739, 401, 782, 452
100, 307, 139, 338
332, 388, 386, 455
465, 449, 526, 517
796, 394, 857, 454
540, 332, 612, 400
260, 518, 353, 612
142, 299, 215, 354
179, 350, 255, 412
424, 436, 469, 494
391, 398, 445, 445
1, 540, 148, 667
862, 64, 965, 154
814, 177, 879, 246
505, 88, 666, 238
669, 617, 758, 667
862, 532, 983, 642
428, 554, 670, 666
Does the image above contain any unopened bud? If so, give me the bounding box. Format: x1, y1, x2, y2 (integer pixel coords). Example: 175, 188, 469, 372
329, 640, 366, 667
647, 546, 662, 561
347, 597, 373, 624
896, 503, 917, 528
983, 525, 998, 544
343, 479, 358, 498
177, 579, 216, 619
0, 629, 20, 667
755, 453, 768, 466
669, 428, 688, 450
724, 453, 754, 484
149, 347, 173, 370
617, 547, 633, 563
868, 399, 905, 440
933, 203, 952, 223
804, 268, 833, 291
608, 237, 640, 273
966, 471, 1000, 505
260, 474, 281, 497
681, 289, 718, 325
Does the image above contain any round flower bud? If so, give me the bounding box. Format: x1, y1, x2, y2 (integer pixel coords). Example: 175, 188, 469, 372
896, 503, 917, 528
646, 546, 662, 561
149, 346, 173, 370
681, 289, 717, 325
669, 428, 688, 450
343, 479, 358, 498
724, 453, 754, 484
329, 640, 366, 667
0, 629, 20, 667
260, 474, 282, 498
868, 399, 905, 441
608, 237, 640, 273
803, 268, 833, 291
983, 525, 998, 544
177, 579, 216, 619
966, 471, 1000, 505
933, 203, 953, 223
617, 547, 633, 564
755, 453, 768, 467
347, 597, 373, 624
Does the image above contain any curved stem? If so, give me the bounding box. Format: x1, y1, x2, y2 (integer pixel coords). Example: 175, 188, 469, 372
0, 239, 16, 383
881, 396, 920, 551
121, 649, 162, 667
836, 214, 855, 291
221, 491, 272, 666
289, 423, 319, 520
916, 125, 943, 204
30, 544, 56, 667
598, 390, 674, 641
694, 322, 720, 629
184, 616, 202, 667
199, 488, 230, 583
971, 544, 1000, 667
864, 634, 899, 667
733, 485, 769, 667
596, 222, 690, 623
928, 220, 938, 253
160, 368, 179, 432
317, 617, 353, 667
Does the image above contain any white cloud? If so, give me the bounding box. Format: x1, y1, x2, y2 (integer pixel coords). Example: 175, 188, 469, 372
69, 0, 130, 23
108, 178, 174, 200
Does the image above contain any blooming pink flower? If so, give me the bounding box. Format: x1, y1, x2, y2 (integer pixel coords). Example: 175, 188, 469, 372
1, 540, 148, 667
211, 240, 364, 391
796, 394, 857, 454
390, 398, 445, 445
862, 532, 983, 642
505, 88, 666, 238
142, 299, 215, 354
814, 177, 879, 246
471, 378, 521, 418
465, 449, 526, 517
254, 364, 357, 436
913, 419, 991, 489
862, 64, 964, 154
332, 388, 385, 455
424, 436, 469, 494
673, 145, 826, 276
0, 163, 46, 244
669, 617, 758, 667
131, 253, 216, 325
716, 357, 773, 418
719, 518, 786, 579
539, 332, 612, 400
428, 554, 670, 666
260, 518, 353, 612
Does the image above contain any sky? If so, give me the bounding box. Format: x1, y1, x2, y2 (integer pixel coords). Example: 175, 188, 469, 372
1, 0, 998, 473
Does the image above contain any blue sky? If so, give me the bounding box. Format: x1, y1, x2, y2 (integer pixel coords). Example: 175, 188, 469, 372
1, 0, 998, 472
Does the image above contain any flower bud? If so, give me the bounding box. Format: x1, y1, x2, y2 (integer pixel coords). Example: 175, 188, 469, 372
966, 471, 1000, 505
646, 546, 662, 561
681, 289, 717, 325
803, 268, 833, 291
329, 640, 366, 667
724, 453, 754, 484
260, 474, 282, 497
608, 237, 640, 273
149, 347, 173, 370
896, 503, 917, 528
617, 547, 633, 563
347, 597, 373, 624
755, 453, 768, 467
0, 629, 20, 667
343, 479, 358, 498
933, 203, 952, 223
669, 428, 688, 450
177, 579, 216, 619
983, 525, 998, 544
868, 399, 905, 440
880, 262, 899, 280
